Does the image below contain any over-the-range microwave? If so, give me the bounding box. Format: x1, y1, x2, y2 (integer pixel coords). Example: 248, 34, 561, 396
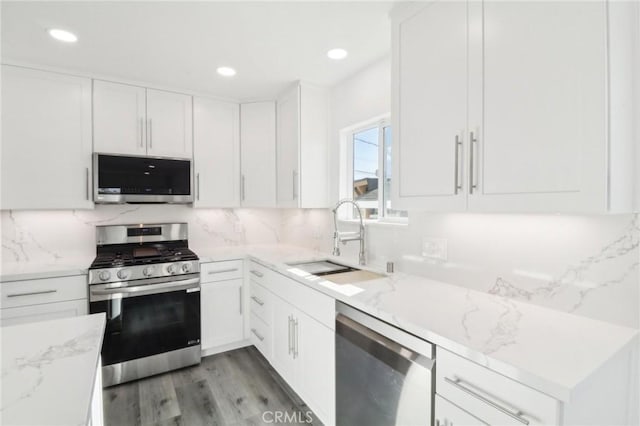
94, 153, 193, 204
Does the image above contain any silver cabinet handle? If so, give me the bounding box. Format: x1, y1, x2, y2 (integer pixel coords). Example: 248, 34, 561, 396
250, 270, 264, 278
196, 173, 200, 201
454, 135, 463, 194
239, 286, 243, 315
293, 318, 299, 359
207, 268, 239, 275
292, 170, 298, 200
469, 131, 478, 194
444, 377, 529, 425
251, 328, 264, 341
288, 316, 293, 355
85, 167, 90, 200
241, 175, 246, 201
7, 289, 57, 298
140, 117, 144, 147
148, 118, 153, 148
251, 295, 265, 306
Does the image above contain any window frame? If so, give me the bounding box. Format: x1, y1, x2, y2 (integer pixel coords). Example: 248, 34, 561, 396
339, 115, 408, 224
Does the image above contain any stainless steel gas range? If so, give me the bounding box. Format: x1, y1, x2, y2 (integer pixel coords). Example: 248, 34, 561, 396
88, 223, 201, 387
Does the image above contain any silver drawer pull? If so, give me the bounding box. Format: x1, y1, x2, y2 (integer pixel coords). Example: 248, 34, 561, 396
7, 289, 57, 298
250, 270, 264, 278
251, 295, 265, 306
251, 328, 265, 341
444, 377, 530, 425
207, 268, 239, 275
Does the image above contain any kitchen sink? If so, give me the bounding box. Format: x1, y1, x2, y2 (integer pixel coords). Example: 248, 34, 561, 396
286, 260, 385, 284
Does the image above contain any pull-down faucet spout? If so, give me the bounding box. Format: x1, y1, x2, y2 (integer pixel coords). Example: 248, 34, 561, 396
332, 199, 366, 266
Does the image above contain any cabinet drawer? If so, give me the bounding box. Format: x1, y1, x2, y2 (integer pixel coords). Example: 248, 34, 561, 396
1, 275, 87, 309
436, 348, 559, 426
250, 313, 271, 361
201, 260, 243, 282
250, 281, 272, 324
247, 260, 273, 285
435, 394, 488, 426
270, 272, 334, 330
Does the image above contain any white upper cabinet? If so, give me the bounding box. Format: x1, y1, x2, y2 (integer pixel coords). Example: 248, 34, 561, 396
1, 65, 93, 210
93, 81, 193, 159
146, 88, 193, 159
276, 83, 329, 208
392, 1, 468, 211
240, 101, 277, 207
193, 97, 240, 207
93, 80, 146, 156
391, 1, 637, 213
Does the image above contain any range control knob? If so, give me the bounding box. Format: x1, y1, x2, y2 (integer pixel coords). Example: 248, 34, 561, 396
117, 269, 130, 280
181, 263, 192, 273
166, 264, 178, 275
143, 266, 155, 277
99, 270, 111, 281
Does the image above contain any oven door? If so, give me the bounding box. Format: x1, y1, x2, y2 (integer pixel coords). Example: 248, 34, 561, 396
89, 275, 201, 366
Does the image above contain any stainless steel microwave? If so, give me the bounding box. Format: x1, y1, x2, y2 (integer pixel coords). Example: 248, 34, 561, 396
94, 153, 193, 204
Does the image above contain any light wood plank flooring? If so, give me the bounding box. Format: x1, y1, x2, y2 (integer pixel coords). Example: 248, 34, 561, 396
103, 346, 323, 426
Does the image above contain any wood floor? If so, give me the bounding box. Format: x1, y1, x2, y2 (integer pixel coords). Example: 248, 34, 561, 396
103, 346, 323, 426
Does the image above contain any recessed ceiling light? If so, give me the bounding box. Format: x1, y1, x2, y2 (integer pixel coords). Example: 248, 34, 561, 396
216, 67, 236, 77
327, 48, 348, 60
48, 28, 78, 43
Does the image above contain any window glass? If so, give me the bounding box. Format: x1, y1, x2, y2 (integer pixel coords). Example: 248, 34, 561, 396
352, 127, 379, 219
382, 126, 408, 218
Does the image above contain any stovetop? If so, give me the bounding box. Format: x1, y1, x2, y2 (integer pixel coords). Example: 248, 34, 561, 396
89, 246, 198, 269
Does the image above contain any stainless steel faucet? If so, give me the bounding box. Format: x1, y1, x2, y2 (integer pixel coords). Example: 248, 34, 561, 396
332, 199, 366, 266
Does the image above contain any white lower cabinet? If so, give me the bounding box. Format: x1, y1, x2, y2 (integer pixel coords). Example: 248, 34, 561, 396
436, 348, 559, 426
248, 261, 335, 425
200, 260, 245, 353
435, 395, 487, 426
0, 275, 88, 327
88, 356, 105, 426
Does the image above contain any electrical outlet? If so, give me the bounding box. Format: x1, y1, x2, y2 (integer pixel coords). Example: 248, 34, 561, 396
422, 237, 447, 261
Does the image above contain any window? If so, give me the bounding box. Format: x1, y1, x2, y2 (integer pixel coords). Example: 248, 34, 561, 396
342, 118, 407, 221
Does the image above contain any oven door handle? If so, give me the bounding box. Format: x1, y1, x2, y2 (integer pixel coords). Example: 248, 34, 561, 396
91, 277, 200, 298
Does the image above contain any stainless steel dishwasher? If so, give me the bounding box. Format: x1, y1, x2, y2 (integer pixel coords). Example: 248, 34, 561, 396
336, 302, 435, 426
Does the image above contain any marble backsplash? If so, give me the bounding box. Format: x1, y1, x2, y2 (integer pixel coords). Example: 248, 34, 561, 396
2, 206, 638, 329
284, 210, 640, 329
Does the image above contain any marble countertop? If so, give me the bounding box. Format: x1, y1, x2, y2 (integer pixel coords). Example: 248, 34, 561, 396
1, 257, 94, 282
3, 244, 637, 404
206, 244, 637, 403
1, 313, 106, 426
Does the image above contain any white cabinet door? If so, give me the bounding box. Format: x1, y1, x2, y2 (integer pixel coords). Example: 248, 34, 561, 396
193, 97, 240, 207
200, 279, 244, 350
93, 80, 147, 156
270, 295, 296, 387
276, 85, 300, 208
146, 89, 193, 159
240, 102, 276, 207
468, 1, 608, 213
392, 2, 468, 211
296, 310, 335, 425
0, 299, 88, 327
435, 395, 488, 426
1, 65, 93, 210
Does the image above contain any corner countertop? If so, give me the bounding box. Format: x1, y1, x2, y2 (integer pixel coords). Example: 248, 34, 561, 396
3, 244, 637, 405
1, 313, 106, 426
200, 244, 638, 403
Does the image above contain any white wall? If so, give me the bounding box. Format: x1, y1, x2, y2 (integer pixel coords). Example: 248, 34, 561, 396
328, 55, 391, 204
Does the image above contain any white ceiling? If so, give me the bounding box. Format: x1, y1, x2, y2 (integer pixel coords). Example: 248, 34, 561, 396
1, 1, 393, 101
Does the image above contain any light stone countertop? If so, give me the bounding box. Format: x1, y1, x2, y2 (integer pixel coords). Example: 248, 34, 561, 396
2, 244, 637, 405
200, 244, 638, 403
1, 313, 106, 426
1, 256, 94, 282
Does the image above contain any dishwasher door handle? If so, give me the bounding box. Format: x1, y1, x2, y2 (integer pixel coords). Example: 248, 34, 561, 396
336, 313, 434, 371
